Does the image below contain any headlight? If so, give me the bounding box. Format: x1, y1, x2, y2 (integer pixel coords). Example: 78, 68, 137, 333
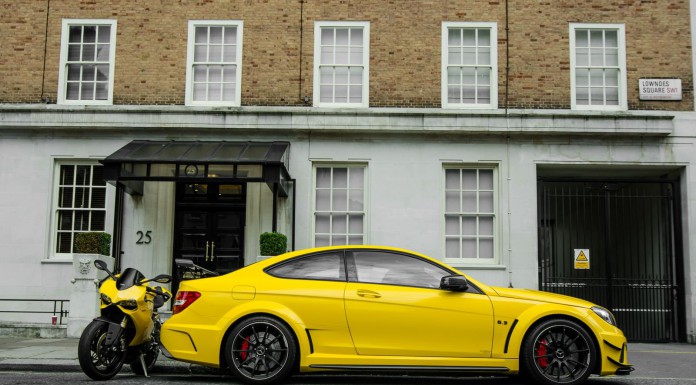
100, 293, 112, 305
592, 306, 616, 326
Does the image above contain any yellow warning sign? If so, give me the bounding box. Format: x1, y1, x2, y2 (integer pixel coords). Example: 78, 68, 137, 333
574, 249, 590, 269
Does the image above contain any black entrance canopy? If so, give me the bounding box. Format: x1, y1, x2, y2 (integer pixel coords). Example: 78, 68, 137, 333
101, 140, 291, 196
101, 140, 294, 272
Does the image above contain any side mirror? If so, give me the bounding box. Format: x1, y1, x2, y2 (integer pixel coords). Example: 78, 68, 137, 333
94, 259, 116, 282
94, 259, 108, 271
440, 274, 469, 292
152, 274, 172, 284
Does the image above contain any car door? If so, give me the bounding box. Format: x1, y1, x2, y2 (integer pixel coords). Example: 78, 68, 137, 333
343, 249, 494, 358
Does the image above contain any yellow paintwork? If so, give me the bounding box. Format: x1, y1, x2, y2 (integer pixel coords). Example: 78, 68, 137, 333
99, 276, 170, 346
160, 245, 630, 376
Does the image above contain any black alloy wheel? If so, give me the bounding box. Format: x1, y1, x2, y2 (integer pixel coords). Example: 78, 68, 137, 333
78, 320, 128, 380
521, 319, 596, 385
225, 316, 297, 384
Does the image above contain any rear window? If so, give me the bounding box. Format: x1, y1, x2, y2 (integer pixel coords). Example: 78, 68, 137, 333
266, 252, 345, 281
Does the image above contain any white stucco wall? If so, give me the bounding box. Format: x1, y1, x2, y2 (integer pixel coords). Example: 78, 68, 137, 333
0, 107, 693, 340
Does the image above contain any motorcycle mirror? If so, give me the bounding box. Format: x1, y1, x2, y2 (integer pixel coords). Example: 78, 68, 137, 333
94, 259, 108, 271
153, 274, 172, 284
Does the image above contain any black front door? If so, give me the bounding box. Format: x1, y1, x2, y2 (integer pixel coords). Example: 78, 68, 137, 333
174, 183, 246, 281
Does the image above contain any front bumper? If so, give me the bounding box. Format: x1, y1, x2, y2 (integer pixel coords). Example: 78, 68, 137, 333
601, 334, 633, 375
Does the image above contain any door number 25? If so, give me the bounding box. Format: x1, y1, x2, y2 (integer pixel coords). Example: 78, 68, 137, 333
136, 230, 152, 245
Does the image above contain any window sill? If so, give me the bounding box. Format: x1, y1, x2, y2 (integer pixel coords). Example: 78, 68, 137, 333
41, 258, 73, 264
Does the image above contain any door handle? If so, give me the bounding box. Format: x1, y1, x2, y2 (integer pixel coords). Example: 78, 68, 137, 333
211, 241, 215, 261
205, 241, 209, 261
356, 290, 382, 298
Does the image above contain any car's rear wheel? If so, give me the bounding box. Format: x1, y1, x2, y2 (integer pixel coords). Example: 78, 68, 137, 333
521, 318, 596, 385
225, 316, 297, 384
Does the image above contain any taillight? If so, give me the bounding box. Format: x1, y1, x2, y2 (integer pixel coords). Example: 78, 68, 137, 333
173, 291, 201, 314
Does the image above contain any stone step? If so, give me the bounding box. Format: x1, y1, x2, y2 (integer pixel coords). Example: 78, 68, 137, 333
0, 323, 67, 339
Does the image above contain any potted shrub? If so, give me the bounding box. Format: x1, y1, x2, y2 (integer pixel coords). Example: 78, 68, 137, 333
75, 232, 112, 255
258, 232, 287, 261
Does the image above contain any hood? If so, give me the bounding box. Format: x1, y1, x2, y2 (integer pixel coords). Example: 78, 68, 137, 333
491, 286, 596, 308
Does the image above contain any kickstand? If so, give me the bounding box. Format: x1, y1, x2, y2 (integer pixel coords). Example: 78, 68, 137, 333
139, 354, 149, 377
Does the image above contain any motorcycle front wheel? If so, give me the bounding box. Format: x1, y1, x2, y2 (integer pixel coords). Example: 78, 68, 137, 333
78, 320, 127, 380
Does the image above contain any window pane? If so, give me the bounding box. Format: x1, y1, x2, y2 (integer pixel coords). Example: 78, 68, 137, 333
315, 213, 330, 233
316, 168, 331, 188
209, 27, 223, 44
462, 29, 475, 45
479, 216, 494, 236
462, 170, 477, 189
448, 28, 461, 46
446, 238, 459, 258
268, 253, 345, 281
97, 26, 111, 43
315, 189, 330, 211
445, 169, 460, 189
445, 216, 459, 235
479, 170, 493, 189
321, 28, 333, 45
349, 190, 363, 211
448, 47, 462, 65
315, 235, 330, 247
350, 28, 363, 45
576, 30, 588, 47
446, 191, 460, 212
463, 191, 477, 212
462, 217, 476, 235
82, 44, 95, 61
83, 26, 96, 43
479, 238, 494, 259
349, 167, 364, 188
605, 31, 618, 47
478, 29, 491, 46
69, 26, 82, 43
480, 191, 494, 213
336, 28, 349, 45
348, 214, 363, 234
332, 215, 347, 234
462, 239, 476, 258
353, 251, 449, 288
332, 189, 347, 211
333, 168, 348, 188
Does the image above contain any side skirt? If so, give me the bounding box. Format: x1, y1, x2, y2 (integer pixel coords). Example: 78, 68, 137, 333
309, 364, 510, 374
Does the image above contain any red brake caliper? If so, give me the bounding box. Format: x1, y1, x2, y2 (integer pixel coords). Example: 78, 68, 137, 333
536, 339, 549, 368
240, 338, 250, 361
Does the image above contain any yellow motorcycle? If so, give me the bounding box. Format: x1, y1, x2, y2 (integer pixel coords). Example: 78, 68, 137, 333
78, 259, 172, 380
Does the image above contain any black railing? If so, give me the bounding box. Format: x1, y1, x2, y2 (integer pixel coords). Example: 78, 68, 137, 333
0, 299, 69, 325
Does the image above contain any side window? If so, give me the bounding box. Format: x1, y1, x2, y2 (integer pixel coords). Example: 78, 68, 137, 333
266, 252, 345, 281
351, 251, 451, 289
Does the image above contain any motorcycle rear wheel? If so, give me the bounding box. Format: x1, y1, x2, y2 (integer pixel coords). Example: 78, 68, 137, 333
78, 320, 127, 380
129, 341, 159, 376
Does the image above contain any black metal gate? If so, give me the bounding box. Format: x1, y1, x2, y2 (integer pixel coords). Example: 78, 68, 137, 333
537, 180, 683, 342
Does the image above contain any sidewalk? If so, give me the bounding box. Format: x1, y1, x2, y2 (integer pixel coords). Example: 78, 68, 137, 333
1, 336, 696, 380
0, 336, 221, 374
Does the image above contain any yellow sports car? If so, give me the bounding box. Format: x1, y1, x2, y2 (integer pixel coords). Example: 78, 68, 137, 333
160, 245, 632, 385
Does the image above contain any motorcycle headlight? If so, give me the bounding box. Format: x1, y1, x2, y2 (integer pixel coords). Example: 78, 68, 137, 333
116, 299, 138, 310
592, 306, 616, 326
100, 293, 112, 305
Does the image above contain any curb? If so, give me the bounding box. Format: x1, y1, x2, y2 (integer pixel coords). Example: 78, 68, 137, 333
0, 361, 224, 375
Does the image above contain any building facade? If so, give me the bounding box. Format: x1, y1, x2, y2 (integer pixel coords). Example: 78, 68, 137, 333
1, 0, 695, 342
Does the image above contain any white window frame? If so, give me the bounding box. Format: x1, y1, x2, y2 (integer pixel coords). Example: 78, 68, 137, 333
312, 164, 368, 247
50, 161, 112, 259
185, 20, 244, 107
57, 19, 117, 105
443, 165, 499, 265
441, 22, 498, 109
570, 23, 627, 111
313, 21, 370, 108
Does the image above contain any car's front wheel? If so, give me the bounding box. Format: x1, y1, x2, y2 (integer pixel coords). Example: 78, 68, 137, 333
225, 316, 297, 385
521, 318, 596, 385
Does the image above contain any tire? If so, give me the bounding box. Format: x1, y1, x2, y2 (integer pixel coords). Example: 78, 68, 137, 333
129, 341, 159, 376
520, 318, 596, 385
78, 320, 127, 380
225, 316, 297, 385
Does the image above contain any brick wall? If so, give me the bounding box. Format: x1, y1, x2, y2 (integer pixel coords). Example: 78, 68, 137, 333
0, 0, 692, 110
